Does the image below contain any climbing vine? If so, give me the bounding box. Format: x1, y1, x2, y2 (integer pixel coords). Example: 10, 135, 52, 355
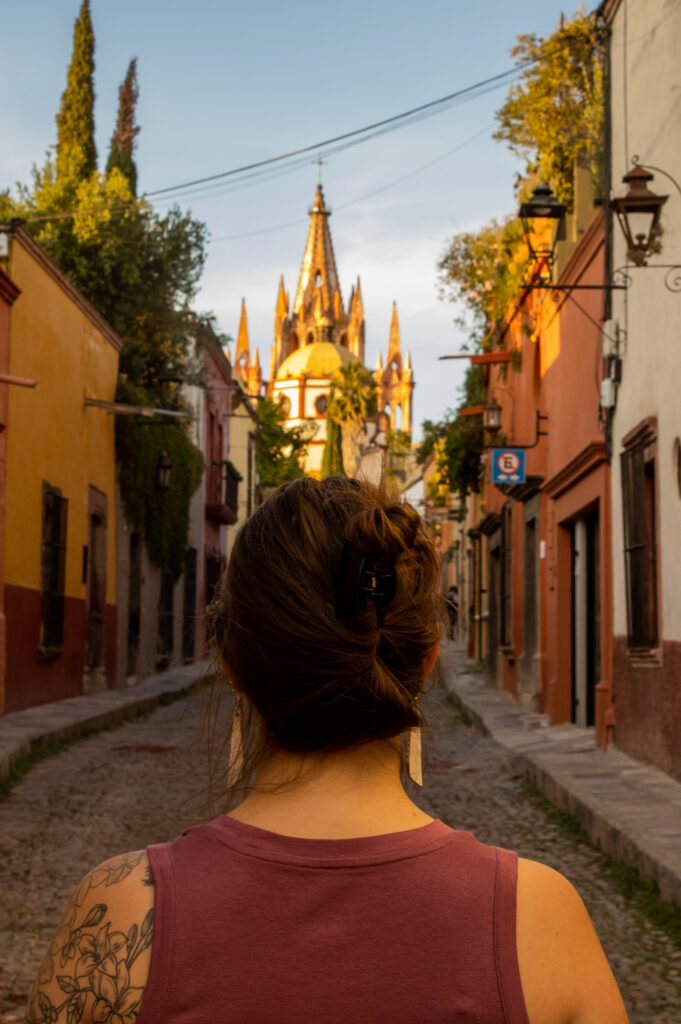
115, 380, 204, 579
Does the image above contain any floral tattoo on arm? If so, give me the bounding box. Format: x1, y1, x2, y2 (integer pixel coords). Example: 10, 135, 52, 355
25, 851, 153, 1024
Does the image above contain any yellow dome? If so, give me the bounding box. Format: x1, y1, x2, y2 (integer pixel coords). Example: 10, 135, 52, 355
275, 341, 355, 380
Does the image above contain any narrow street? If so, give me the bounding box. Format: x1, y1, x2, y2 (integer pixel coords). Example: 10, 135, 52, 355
1, 668, 680, 1023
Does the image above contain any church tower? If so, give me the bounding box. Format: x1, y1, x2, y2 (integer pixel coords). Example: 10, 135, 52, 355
239, 184, 416, 477
376, 303, 414, 434
234, 298, 263, 397
269, 185, 363, 382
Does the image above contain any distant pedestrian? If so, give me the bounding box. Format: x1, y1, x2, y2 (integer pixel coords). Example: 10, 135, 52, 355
445, 583, 458, 639
25, 476, 628, 1024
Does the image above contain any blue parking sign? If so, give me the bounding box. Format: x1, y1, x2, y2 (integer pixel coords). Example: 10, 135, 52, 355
491, 448, 526, 484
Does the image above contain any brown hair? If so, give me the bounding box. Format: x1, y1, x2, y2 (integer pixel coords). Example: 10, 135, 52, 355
211, 475, 441, 767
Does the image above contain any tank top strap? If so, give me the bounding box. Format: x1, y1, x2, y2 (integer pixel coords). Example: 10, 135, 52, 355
493, 847, 531, 1024
136, 842, 175, 1024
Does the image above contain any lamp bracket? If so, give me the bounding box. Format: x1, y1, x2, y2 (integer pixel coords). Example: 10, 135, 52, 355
523, 262, 681, 295
524, 283, 628, 291
484, 410, 548, 451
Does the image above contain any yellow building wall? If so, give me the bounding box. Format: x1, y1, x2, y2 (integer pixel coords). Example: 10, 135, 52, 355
4, 238, 119, 605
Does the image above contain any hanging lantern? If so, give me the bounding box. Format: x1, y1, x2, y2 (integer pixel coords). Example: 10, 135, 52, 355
518, 182, 567, 269
611, 165, 668, 266
483, 398, 503, 433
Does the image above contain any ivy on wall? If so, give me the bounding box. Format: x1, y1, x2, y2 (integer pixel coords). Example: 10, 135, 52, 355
115, 380, 204, 580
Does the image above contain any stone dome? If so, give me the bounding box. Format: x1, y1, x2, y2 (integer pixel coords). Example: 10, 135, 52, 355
275, 340, 355, 380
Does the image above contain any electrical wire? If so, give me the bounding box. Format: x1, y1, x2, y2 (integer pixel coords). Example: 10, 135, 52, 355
140, 78, 510, 209
144, 62, 536, 201
209, 123, 495, 244
23, 65, 522, 228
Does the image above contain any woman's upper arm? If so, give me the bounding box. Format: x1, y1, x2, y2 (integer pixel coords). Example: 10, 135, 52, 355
516, 857, 629, 1024
25, 849, 155, 1024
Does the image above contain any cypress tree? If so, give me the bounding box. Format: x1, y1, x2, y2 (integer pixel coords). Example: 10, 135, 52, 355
321, 414, 344, 477
56, 0, 97, 184
107, 58, 140, 194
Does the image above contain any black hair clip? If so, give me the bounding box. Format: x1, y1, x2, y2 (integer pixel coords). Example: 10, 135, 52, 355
335, 543, 397, 625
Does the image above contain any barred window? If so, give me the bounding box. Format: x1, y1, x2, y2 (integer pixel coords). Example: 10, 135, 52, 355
41, 483, 68, 650
621, 431, 658, 650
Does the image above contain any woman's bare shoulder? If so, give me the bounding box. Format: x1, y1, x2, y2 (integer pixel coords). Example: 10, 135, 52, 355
25, 849, 154, 1024
516, 857, 629, 1024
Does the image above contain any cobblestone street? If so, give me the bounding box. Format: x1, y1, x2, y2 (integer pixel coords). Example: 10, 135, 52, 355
1, 668, 680, 1023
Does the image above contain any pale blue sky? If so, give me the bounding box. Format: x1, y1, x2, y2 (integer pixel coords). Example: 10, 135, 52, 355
2, 0, 582, 436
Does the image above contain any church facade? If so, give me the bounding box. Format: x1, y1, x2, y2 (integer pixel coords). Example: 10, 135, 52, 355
234, 185, 414, 476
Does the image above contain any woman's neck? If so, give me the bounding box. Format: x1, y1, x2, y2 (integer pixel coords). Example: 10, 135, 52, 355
227, 739, 433, 839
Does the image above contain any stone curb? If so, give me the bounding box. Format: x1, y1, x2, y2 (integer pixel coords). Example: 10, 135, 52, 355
0, 661, 212, 785
442, 646, 681, 909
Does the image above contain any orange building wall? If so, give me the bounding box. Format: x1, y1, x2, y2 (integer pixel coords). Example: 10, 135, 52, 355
1, 231, 120, 712
480, 211, 613, 743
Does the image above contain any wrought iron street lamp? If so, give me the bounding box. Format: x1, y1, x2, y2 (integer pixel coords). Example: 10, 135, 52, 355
483, 398, 503, 433
611, 164, 668, 267
518, 182, 567, 273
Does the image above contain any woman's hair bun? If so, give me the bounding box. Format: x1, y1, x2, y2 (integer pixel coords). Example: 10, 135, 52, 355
345, 501, 420, 562
212, 475, 442, 756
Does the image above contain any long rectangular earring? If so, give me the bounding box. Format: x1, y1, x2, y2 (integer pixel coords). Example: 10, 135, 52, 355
407, 726, 422, 786
227, 698, 244, 788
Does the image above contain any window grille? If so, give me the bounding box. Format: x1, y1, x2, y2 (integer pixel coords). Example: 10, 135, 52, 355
621, 444, 658, 649
40, 483, 68, 649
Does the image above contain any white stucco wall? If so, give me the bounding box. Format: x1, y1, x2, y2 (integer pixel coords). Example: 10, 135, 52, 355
609, 0, 681, 640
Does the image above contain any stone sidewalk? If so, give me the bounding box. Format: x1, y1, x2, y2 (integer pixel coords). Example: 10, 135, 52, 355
443, 644, 681, 908
0, 661, 211, 784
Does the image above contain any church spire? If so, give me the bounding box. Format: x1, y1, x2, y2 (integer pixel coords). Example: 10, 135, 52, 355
293, 184, 343, 320
236, 298, 250, 364
276, 274, 289, 319
248, 347, 263, 396
386, 302, 402, 370
234, 298, 252, 388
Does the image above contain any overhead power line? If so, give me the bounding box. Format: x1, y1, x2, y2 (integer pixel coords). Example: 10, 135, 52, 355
24, 58, 540, 228
209, 123, 494, 244
144, 61, 537, 200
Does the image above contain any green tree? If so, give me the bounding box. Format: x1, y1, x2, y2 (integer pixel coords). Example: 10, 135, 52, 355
419, 366, 486, 506
56, 0, 97, 185
106, 58, 140, 195
494, 9, 604, 207
321, 413, 344, 477
328, 362, 378, 477
255, 397, 313, 490
385, 428, 412, 480
438, 217, 526, 349
0, 4, 208, 574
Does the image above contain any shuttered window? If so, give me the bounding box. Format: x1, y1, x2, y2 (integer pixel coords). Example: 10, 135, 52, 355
41, 483, 68, 649
621, 443, 658, 650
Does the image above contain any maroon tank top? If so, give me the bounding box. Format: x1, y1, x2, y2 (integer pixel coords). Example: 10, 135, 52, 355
137, 818, 530, 1024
